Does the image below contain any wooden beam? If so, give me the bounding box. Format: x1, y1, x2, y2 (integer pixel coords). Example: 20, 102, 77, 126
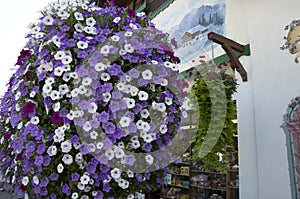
208, 32, 248, 82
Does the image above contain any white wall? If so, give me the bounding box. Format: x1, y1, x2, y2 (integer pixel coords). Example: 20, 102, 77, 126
229, 0, 300, 198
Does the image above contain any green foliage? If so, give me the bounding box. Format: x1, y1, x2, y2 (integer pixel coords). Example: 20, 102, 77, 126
192, 70, 238, 173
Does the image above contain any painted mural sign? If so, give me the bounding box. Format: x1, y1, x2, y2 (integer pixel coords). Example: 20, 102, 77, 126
152, 0, 226, 70
283, 98, 300, 199
281, 20, 300, 63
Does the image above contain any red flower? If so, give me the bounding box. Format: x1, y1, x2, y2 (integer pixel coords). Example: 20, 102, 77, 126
51, 112, 63, 124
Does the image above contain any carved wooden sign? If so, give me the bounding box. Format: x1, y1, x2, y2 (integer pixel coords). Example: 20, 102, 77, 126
208, 32, 248, 82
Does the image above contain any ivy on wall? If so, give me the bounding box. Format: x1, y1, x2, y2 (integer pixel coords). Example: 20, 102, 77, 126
191, 63, 238, 172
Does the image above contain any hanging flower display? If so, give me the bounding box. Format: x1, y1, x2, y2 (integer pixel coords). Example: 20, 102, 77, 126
0, 0, 191, 198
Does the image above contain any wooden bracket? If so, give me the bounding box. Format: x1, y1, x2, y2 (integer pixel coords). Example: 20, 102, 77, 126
208, 32, 248, 82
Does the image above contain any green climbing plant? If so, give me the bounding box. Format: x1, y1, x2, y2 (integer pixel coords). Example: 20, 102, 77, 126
192, 65, 238, 173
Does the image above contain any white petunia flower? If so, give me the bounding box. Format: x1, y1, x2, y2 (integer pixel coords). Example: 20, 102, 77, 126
130, 86, 139, 96
129, 23, 138, 29
94, 63, 107, 72
70, 72, 78, 79
82, 77, 92, 85
124, 98, 135, 109
62, 64, 71, 72
100, 45, 110, 55
145, 154, 154, 165
71, 192, 79, 199
83, 121, 92, 132
74, 12, 84, 20
105, 149, 114, 160
160, 124, 168, 134
43, 84, 52, 94
54, 67, 64, 76
113, 17, 121, 23
96, 142, 103, 150
74, 23, 84, 32
140, 109, 149, 118
77, 182, 85, 190
33, 176, 39, 185
57, 10, 70, 19
157, 103, 166, 112
62, 154, 73, 165
161, 78, 168, 86
119, 49, 126, 56
138, 91, 149, 101
137, 11, 146, 16
30, 91, 36, 98
78, 85, 87, 94
80, 174, 90, 185
62, 55, 72, 65
141, 122, 150, 133
54, 51, 65, 60
77, 41, 88, 49
71, 88, 79, 97
111, 35, 120, 42
119, 116, 130, 128
124, 44, 134, 53
102, 92, 111, 102
46, 77, 55, 85
63, 72, 71, 82
30, 116, 40, 125
100, 73, 111, 81
127, 170, 134, 178
127, 194, 134, 199
116, 82, 125, 91
131, 140, 140, 149
84, 26, 96, 34
22, 176, 29, 186
115, 148, 125, 159
124, 31, 133, 37
165, 97, 173, 106
88, 102, 97, 113
143, 134, 153, 143
90, 131, 98, 140
52, 35, 61, 47
50, 90, 60, 100
111, 168, 121, 179
42, 15, 54, 25
61, 140, 72, 153
86, 17, 96, 26
47, 145, 57, 156
67, 110, 74, 120
59, 84, 69, 95
57, 163, 64, 173
142, 70, 153, 80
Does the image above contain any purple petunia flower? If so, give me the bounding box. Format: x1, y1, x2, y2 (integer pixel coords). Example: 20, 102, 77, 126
34, 155, 44, 166
62, 184, 71, 195
50, 112, 63, 124
22, 101, 36, 116
71, 173, 80, 182
103, 183, 111, 192
25, 141, 35, 153
86, 161, 97, 174
49, 173, 59, 181
103, 122, 115, 134
70, 135, 79, 144
125, 154, 136, 166
135, 173, 143, 182
128, 68, 140, 78
109, 101, 120, 113
37, 144, 46, 154
107, 64, 121, 76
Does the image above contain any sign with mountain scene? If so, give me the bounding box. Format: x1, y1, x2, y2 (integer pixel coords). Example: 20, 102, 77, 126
152, 0, 226, 70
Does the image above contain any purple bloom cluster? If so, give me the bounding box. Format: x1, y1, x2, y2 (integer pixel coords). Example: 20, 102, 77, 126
0, 0, 189, 199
